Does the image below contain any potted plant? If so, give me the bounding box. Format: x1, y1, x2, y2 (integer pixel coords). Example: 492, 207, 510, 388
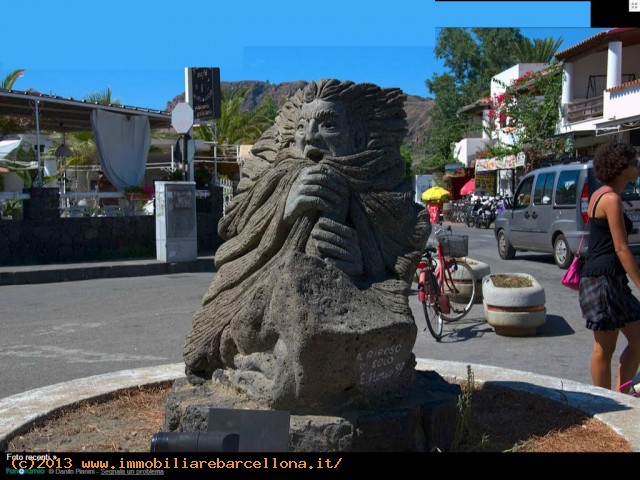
124, 184, 154, 202
482, 273, 546, 336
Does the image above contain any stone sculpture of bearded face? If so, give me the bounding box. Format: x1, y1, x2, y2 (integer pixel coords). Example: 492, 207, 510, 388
294, 99, 356, 160
183, 79, 431, 413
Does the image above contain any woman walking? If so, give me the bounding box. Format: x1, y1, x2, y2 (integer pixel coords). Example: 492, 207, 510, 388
580, 141, 640, 394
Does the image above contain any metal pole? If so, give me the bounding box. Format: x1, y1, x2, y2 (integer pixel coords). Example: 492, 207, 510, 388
34, 100, 42, 186
212, 121, 218, 185
181, 134, 187, 181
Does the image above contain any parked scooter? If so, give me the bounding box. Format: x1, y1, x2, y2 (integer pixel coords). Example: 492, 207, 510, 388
472, 196, 499, 229
494, 195, 512, 216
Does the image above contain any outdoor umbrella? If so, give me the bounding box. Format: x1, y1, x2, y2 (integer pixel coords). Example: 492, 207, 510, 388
460, 178, 475, 196
421, 186, 451, 203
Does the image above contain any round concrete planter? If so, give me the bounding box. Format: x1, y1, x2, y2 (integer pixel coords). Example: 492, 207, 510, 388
464, 258, 491, 303
482, 273, 546, 337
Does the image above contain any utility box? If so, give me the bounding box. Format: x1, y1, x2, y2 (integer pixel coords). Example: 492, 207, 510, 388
155, 181, 197, 262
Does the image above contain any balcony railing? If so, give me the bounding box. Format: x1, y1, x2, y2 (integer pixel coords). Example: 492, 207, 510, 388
566, 96, 603, 124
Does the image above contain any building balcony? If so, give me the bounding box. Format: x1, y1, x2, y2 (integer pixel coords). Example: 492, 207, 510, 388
566, 96, 603, 124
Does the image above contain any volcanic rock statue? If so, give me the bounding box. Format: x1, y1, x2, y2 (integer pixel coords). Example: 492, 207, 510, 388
182, 79, 431, 414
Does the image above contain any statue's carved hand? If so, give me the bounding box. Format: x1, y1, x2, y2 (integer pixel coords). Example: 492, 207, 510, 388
308, 217, 363, 277
284, 165, 349, 223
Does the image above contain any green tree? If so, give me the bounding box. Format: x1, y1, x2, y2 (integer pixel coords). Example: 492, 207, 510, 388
400, 146, 413, 182
422, 28, 564, 171
420, 73, 466, 171
488, 61, 572, 166
422, 28, 525, 170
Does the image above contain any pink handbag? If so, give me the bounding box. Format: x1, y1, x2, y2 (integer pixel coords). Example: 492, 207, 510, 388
561, 189, 611, 291
561, 253, 583, 290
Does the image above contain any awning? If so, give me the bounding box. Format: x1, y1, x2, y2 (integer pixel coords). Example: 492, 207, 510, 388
0, 139, 21, 159
445, 162, 465, 172
595, 114, 640, 137
0, 88, 171, 132
475, 153, 526, 172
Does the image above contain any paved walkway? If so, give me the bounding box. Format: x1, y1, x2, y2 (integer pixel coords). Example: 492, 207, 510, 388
0, 255, 215, 286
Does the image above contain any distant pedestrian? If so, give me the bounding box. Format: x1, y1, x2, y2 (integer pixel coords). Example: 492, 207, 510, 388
579, 141, 640, 393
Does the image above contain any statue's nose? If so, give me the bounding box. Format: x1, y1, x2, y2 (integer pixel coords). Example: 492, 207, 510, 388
304, 119, 319, 142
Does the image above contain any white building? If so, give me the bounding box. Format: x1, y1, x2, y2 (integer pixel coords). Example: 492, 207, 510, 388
555, 27, 640, 153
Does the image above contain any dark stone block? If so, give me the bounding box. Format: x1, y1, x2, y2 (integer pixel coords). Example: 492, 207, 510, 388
163, 370, 460, 452
23, 188, 60, 222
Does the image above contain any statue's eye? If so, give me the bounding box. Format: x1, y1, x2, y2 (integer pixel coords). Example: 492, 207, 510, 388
322, 121, 334, 129
296, 121, 306, 131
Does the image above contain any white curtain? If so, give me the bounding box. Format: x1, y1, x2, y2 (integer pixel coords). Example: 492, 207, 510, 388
91, 110, 151, 190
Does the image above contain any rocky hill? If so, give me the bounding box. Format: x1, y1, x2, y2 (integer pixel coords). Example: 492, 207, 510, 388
166, 80, 433, 148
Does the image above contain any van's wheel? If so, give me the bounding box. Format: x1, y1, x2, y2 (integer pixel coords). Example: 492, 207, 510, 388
497, 230, 516, 260
554, 234, 573, 269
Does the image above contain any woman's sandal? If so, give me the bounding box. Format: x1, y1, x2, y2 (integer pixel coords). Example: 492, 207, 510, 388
618, 380, 640, 397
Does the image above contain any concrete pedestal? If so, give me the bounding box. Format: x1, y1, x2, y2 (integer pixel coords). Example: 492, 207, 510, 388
155, 181, 197, 262
163, 369, 460, 452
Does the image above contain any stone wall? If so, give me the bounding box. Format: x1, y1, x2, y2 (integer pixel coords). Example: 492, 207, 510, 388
0, 186, 224, 266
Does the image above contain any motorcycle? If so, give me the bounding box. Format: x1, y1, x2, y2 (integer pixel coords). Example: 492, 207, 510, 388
473, 196, 498, 229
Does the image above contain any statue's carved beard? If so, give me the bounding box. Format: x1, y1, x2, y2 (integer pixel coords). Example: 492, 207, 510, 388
275, 145, 404, 194
183, 142, 414, 379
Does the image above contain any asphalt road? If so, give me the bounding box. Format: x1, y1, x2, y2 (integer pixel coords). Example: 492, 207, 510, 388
0, 223, 632, 398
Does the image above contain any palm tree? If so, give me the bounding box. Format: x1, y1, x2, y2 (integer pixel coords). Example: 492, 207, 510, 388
193, 88, 279, 148
83, 87, 120, 105
1, 69, 25, 90
516, 37, 563, 63
0, 69, 27, 135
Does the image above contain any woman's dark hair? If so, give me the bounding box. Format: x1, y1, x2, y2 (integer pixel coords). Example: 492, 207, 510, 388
593, 142, 637, 183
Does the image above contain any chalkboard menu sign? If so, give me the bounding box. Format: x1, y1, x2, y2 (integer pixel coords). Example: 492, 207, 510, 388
188, 67, 221, 121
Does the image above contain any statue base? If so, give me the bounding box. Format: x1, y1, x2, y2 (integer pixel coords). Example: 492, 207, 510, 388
163, 369, 460, 452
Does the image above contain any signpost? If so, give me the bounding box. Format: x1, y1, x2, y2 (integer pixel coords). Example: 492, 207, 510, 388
171, 103, 194, 181
185, 67, 222, 185
173, 134, 195, 164
186, 67, 221, 122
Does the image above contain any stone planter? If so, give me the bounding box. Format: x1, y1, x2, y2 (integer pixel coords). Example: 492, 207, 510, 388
482, 273, 546, 337
433, 258, 473, 304
464, 258, 491, 303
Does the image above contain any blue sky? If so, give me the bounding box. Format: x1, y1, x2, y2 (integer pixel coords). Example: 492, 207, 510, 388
1, 1, 605, 111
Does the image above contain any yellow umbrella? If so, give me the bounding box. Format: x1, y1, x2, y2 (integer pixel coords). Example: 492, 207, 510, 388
421, 186, 451, 203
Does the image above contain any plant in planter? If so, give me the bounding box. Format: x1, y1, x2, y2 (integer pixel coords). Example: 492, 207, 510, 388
123, 184, 154, 201
482, 273, 546, 337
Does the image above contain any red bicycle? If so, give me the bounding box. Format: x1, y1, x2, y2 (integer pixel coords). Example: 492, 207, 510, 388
416, 226, 477, 340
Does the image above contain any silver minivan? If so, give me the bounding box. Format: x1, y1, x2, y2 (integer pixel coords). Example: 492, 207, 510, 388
493, 160, 640, 269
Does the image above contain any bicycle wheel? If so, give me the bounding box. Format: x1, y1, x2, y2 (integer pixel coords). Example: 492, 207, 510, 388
439, 260, 476, 322
419, 269, 443, 340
